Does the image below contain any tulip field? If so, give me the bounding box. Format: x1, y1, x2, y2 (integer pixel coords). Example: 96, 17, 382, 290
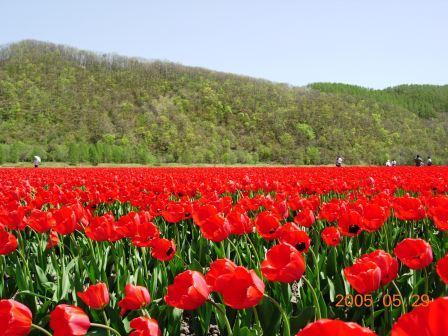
2, 166, 448, 336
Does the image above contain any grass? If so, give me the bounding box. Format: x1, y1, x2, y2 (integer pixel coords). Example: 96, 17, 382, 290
0, 162, 343, 168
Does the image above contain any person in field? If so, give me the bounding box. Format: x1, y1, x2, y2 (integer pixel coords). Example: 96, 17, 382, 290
335, 156, 343, 167
427, 156, 432, 166
385, 160, 391, 167
33, 156, 41, 168
415, 155, 423, 167
391, 159, 397, 166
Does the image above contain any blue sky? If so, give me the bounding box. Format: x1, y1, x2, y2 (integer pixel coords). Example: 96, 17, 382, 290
1, 0, 447, 88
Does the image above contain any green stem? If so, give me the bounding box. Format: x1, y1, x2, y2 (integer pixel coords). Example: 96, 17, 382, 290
208, 300, 233, 336
0, 256, 5, 297
174, 253, 188, 268
16, 250, 32, 281
245, 234, 261, 267
308, 248, 321, 289
31, 323, 53, 336
90, 323, 122, 336
263, 294, 290, 336
302, 276, 322, 320
227, 238, 243, 265
174, 224, 181, 247
392, 280, 406, 315
102, 310, 111, 336
382, 223, 390, 252
252, 307, 263, 334
219, 241, 227, 259
142, 247, 148, 280
13, 290, 57, 302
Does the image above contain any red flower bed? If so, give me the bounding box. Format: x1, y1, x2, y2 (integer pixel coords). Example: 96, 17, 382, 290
1, 166, 448, 335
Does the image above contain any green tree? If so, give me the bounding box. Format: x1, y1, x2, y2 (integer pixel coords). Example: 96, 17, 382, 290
0, 144, 7, 164
89, 145, 100, 165
68, 143, 80, 165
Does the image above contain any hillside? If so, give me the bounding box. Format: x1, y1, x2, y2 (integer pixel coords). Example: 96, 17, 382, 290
0, 40, 447, 165
309, 82, 448, 118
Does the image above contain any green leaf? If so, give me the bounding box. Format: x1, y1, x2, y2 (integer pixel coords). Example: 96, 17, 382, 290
257, 298, 281, 334
60, 257, 78, 300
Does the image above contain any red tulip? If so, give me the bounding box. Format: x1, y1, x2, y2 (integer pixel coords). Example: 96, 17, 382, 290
118, 284, 151, 316
150, 238, 176, 261
116, 211, 159, 246
214, 196, 233, 214
237, 196, 260, 212
192, 204, 218, 226
148, 198, 167, 217
255, 211, 281, 240
279, 222, 311, 252
432, 208, 448, 231
0, 229, 18, 255
296, 318, 377, 336
130, 219, 160, 247
115, 211, 138, 237
214, 266, 265, 309
426, 194, 448, 231
427, 196, 448, 230
293, 208, 315, 228
436, 254, 448, 284
321, 226, 341, 246
391, 297, 448, 335
27, 209, 55, 233
357, 250, 398, 286
361, 203, 388, 232
394, 238, 433, 270
199, 213, 231, 242
319, 199, 346, 222
392, 195, 426, 221
338, 209, 363, 237
289, 196, 319, 212
261, 243, 306, 283
129, 316, 162, 336
85, 213, 121, 242
0, 205, 27, 231
77, 282, 110, 309
165, 270, 210, 310
343, 260, 382, 294
50, 304, 90, 336
46, 230, 59, 249
52, 206, 78, 235
206, 258, 237, 291
0, 299, 32, 336
227, 209, 253, 235
272, 198, 289, 219
70, 203, 91, 227
161, 203, 186, 223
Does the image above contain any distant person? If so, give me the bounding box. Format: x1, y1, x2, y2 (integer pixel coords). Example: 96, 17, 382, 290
385, 160, 391, 167
391, 159, 397, 167
415, 155, 423, 167
427, 156, 433, 166
335, 156, 343, 167
33, 156, 41, 168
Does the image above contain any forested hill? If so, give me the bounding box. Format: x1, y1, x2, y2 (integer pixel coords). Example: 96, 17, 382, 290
1, 40, 447, 165
309, 82, 448, 119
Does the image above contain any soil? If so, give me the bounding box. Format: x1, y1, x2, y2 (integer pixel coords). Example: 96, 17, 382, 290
180, 315, 221, 336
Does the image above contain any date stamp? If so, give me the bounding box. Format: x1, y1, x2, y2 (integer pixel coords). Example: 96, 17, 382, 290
335, 293, 431, 308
